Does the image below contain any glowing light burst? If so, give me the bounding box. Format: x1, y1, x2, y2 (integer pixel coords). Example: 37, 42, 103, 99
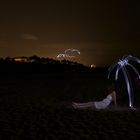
57, 48, 80, 59
57, 53, 69, 58
65, 49, 80, 56
108, 55, 140, 109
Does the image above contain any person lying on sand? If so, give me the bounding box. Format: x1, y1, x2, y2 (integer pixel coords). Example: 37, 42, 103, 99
72, 86, 117, 110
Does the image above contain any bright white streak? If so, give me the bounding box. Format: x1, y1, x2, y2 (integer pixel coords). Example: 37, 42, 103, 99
57, 48, 80, 59
108, 55, 140, 109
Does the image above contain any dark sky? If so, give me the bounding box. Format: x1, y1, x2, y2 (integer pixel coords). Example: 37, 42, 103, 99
0, 0, 140, 66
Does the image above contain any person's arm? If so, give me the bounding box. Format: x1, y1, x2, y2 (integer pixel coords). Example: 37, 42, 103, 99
113, 91, 117, 106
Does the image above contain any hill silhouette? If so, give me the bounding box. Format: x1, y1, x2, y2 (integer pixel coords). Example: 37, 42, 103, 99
0, 55, 99, 74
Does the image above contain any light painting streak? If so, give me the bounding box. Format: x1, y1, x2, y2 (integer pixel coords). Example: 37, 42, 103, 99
108, 55, 140, 109
57, 48, 80, 59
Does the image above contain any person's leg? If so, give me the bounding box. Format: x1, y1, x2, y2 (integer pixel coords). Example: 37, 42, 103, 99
72, 101, 95, 109
110, 91, 117, 106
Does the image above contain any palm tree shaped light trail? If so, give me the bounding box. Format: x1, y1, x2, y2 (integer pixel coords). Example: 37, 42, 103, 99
108, 55, 140, 109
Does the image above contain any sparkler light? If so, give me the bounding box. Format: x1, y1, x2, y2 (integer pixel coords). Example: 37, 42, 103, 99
57, 53, 69, 58
65, 49, 80, 56
108, 55, 140, 109
57, 48, 80, 59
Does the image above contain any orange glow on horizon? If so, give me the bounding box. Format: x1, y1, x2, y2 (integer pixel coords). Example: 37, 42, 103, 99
14, 57, 31, 62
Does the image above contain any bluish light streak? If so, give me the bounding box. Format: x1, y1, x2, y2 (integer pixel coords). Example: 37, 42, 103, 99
108, 55, 140, 109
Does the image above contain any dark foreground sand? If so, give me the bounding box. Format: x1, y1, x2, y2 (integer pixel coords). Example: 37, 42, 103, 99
0, 102, 140, 140
0, 73, 140, 139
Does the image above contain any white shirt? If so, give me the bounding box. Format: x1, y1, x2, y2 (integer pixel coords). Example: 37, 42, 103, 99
94, 94, 112, 109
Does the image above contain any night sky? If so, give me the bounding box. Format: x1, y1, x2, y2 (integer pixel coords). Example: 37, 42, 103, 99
0, 0, 140, 67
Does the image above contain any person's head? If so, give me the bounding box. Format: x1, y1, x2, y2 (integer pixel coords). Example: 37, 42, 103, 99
107, 83, 115, 93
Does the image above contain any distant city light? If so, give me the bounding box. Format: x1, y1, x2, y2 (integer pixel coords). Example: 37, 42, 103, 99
14, 57, 31, 62
90, 64, 96, 68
